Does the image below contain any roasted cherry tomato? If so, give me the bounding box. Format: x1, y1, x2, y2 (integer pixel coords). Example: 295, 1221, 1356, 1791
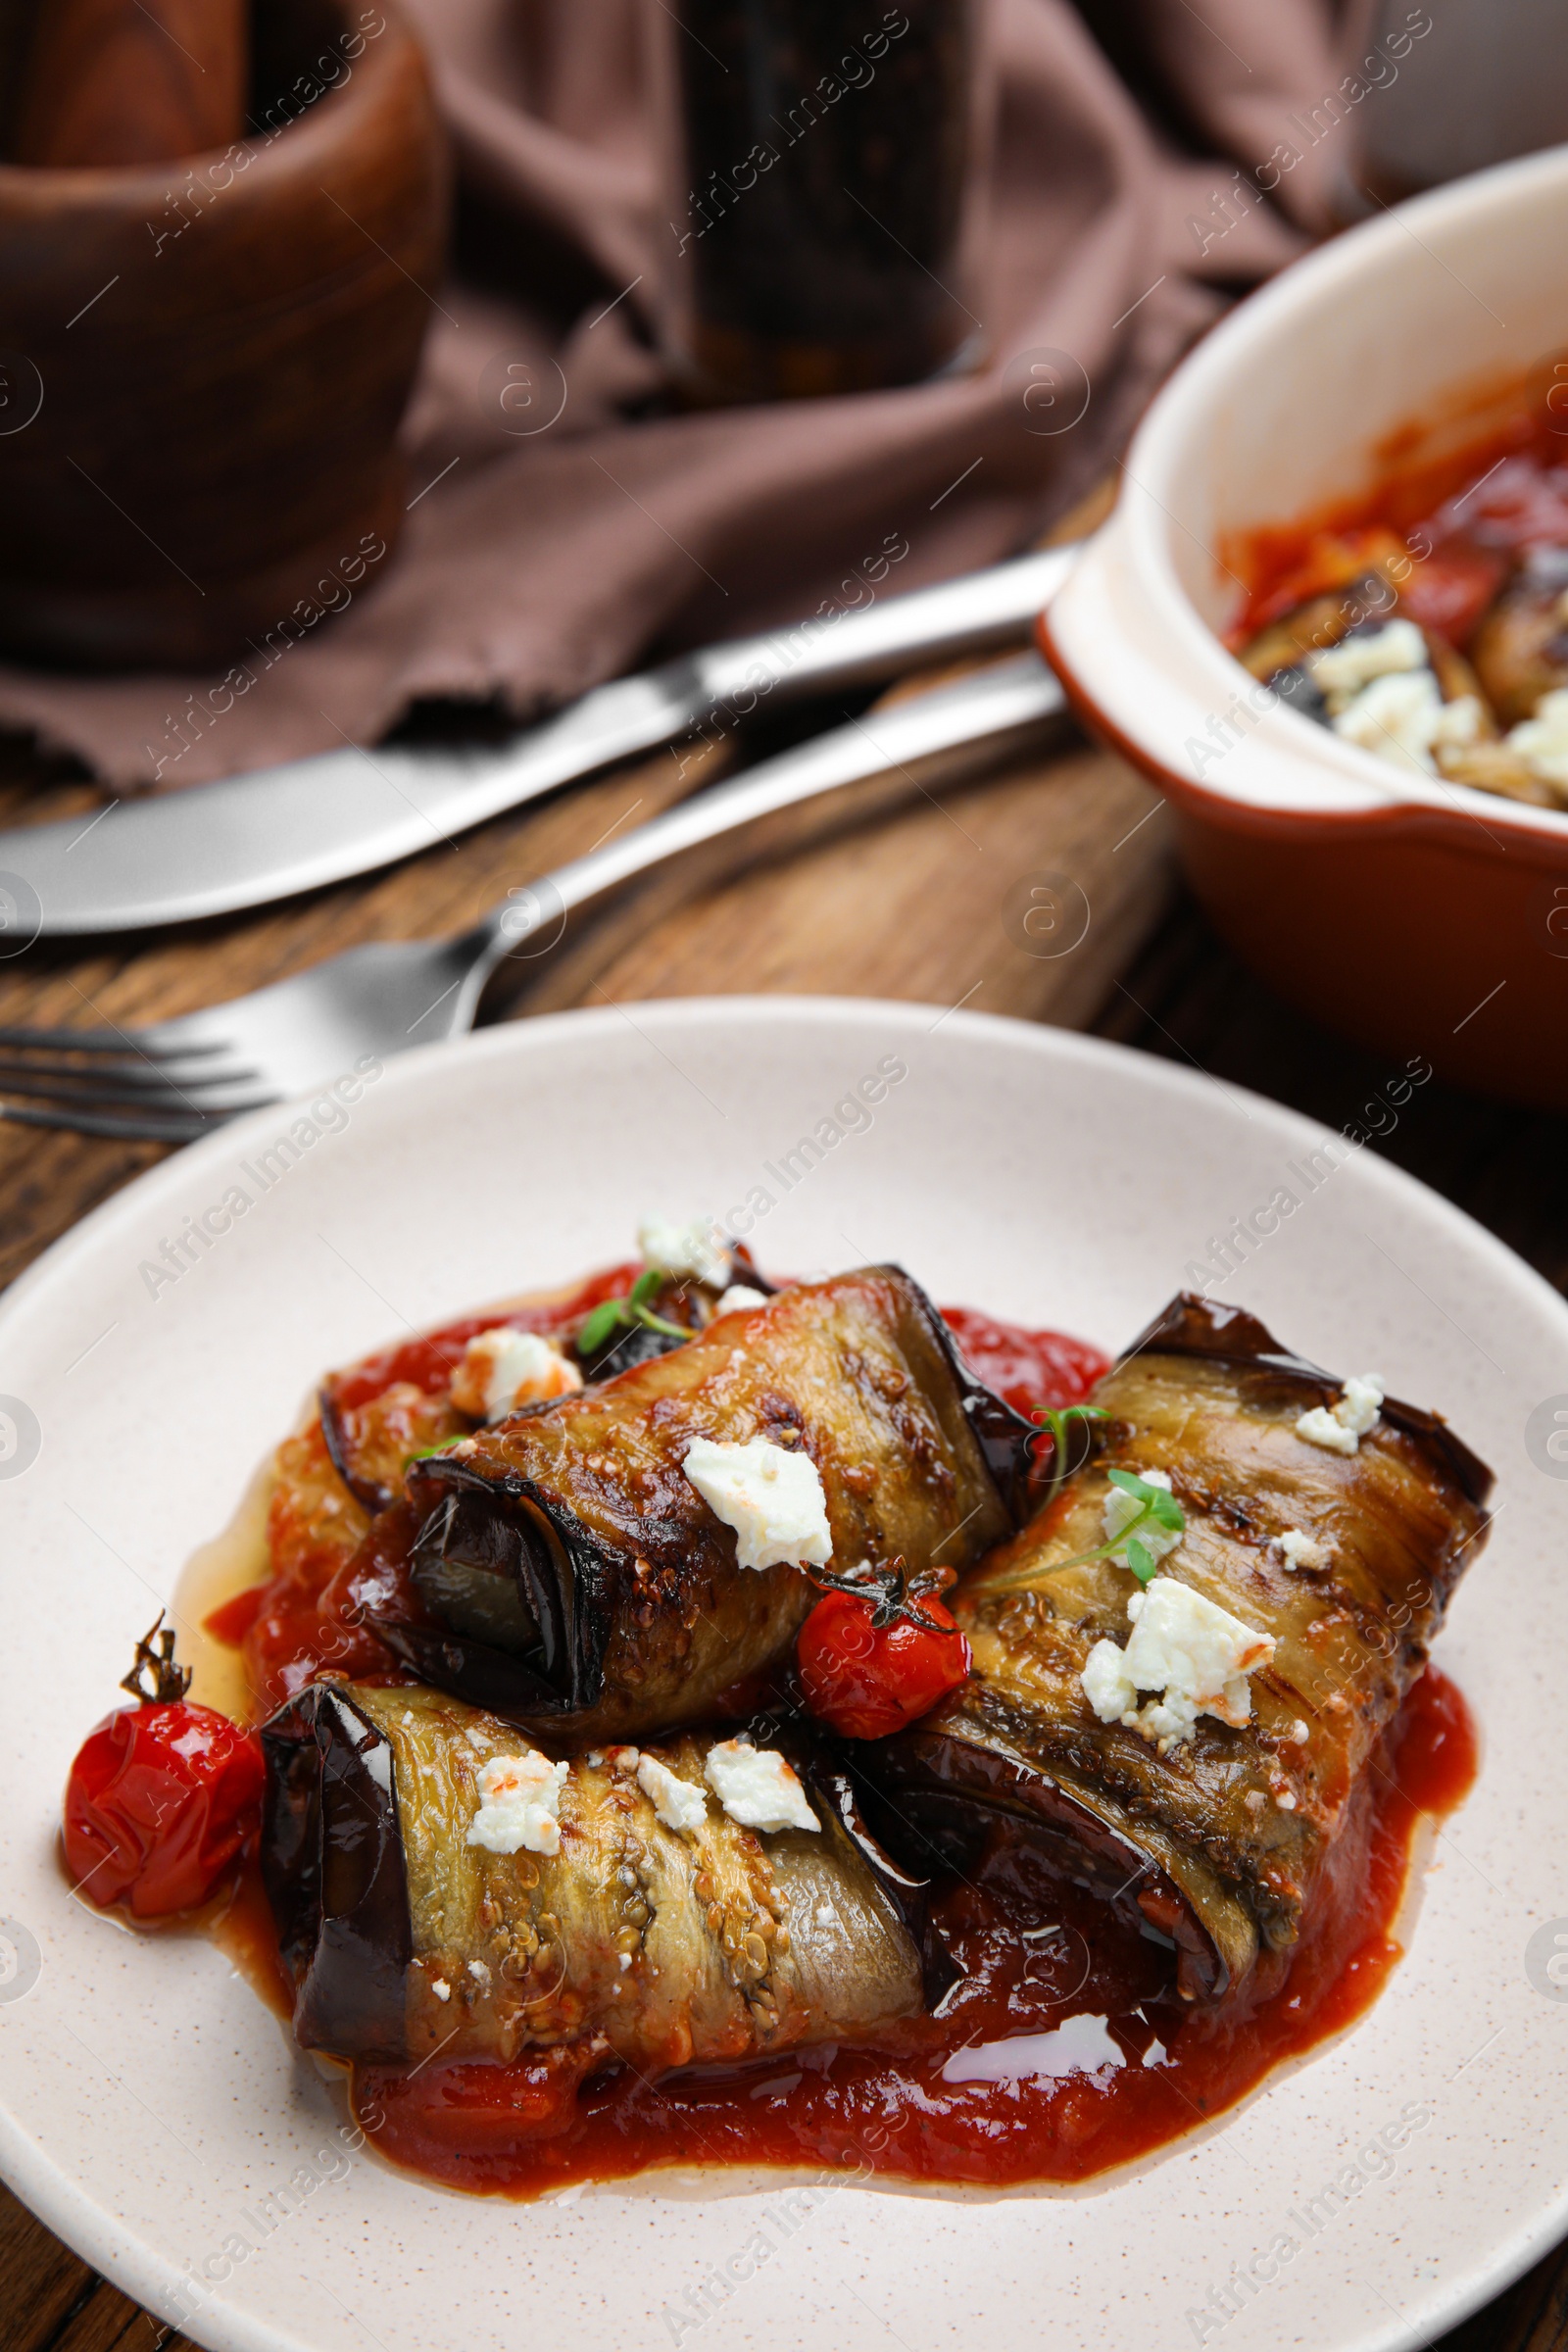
63, 1700, 265, 1917
797, 1587, 971, 1740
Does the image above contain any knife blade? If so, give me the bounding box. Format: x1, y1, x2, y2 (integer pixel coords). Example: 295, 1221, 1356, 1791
0, 544, 1078, 937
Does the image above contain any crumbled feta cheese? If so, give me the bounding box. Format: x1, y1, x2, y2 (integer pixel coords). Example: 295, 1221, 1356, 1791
1340, 1375, 1384, 1436
637, 1752, 708, 1835
1296, 1373, 1383, 1456
466, 1750, 569, 1855
1244, 1788, 1267, 1813
467, 1960, 491, 1987
431, 1979, 451, 2001
585, 1750, 604, 1767
1293, 1406, 1350, 1452
1332, 668, 1445, 774
1287, 1718, 1310, 1744
451, 1327, 582, 1422
1080, 1576, 1276, 1748
1310, 619, 1427, 704
1507, 686, 1568, 789
605, 1745, 640, 1773
1102, 1467, 1180, 1570
1433, 693, 1485, 753
1276, 1789, 1298, 1812
713, 1284, 768, 1316
1316, 634, 1487, 778
1081, 1641, 1137, 1723
638, 1213, 730, 1288
704, 1740, 819, 1834
681, 1436, 833, 1571
618, 1952, 632, 1972
1277, 1527, 1328, 1569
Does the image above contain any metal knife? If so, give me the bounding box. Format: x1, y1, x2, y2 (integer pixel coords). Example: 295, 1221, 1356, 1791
0, 544, 1077, 937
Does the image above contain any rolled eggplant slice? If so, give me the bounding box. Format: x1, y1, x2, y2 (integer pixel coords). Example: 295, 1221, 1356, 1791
864, 1294, 1493, 2006
379, 1266, 1028, 1743
260, 1682, 924, 2071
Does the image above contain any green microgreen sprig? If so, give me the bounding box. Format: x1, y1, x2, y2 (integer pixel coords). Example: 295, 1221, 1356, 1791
1031, 1402, 1108, 1509
982, 1467, 1186, 1599
576, 1268, 691, 1359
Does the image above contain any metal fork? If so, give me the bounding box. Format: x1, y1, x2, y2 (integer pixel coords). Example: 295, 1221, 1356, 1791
0, 653, 1065, 1144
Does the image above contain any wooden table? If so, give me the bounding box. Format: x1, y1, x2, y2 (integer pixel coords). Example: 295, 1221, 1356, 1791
0, 688, 1562, 2351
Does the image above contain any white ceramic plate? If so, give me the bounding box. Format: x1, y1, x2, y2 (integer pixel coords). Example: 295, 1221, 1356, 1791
1, 999, 1564, 2352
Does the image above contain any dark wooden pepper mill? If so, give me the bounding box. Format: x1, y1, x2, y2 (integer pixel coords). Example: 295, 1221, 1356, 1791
15, 0, 249, 168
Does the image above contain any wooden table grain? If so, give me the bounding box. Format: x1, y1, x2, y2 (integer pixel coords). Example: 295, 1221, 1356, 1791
0, 700, 1561, 2352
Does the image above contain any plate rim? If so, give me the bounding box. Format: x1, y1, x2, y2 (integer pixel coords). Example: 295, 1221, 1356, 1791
4, 994, 1565, 1350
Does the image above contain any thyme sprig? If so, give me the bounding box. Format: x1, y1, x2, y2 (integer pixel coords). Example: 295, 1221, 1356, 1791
982, 1468, 1186, 1599
121, 1613, 192, 1706
576, 1269, 692, 1358
806, 1553, 956, 1634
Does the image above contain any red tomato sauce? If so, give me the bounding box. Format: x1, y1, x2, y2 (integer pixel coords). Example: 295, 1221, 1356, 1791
1224, 389, 1568, 649
326, 1263, 645, 1413
349, 1668, 1474, 2197
204, 1280, 1476, 2199
939, 1303, 1109, 1418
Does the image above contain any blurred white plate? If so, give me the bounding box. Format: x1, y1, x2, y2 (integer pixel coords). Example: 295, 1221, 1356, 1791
0, 999, 1562, 2352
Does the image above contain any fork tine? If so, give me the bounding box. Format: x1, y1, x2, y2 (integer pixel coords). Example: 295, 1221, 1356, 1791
0, 1052, 262, 1089
0, 1098, 225, 1144
0, 1022, 231, 1060
0, 1067, 274, 1114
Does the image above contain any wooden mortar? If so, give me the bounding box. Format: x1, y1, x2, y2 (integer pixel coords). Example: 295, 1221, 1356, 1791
15, 0, 250, 168
0, 0, 448, 670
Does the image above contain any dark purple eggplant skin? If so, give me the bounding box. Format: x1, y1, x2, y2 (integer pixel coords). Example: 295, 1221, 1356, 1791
384, 1265, 1031, 1746
1122, 1294, 1494, 1507
317, 1380, 467, 1518
943, 1347, 1038, 1518
860, 1292, 1495, 2008
863, 1718, 1234, 2000
259, 1684, 412, 2062
802, 1751, 959, 2009
318, 1386, 390, 1515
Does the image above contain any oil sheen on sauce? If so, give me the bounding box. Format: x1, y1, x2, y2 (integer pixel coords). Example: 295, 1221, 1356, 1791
191, 1279, 1478, 2200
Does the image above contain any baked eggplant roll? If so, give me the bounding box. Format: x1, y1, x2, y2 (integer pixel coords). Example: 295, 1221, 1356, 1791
260, 1682, 925, 2070
865, 1295, 1493, 2007
377, 1266, 1028, 1744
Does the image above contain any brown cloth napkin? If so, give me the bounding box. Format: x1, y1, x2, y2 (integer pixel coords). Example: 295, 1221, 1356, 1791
0, 0, 1352, 792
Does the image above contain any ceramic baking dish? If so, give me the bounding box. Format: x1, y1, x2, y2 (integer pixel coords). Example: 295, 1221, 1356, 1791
1041, 145, 1568, 1107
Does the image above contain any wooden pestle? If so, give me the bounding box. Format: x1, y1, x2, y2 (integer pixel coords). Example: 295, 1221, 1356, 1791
14, 0, 249, 167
